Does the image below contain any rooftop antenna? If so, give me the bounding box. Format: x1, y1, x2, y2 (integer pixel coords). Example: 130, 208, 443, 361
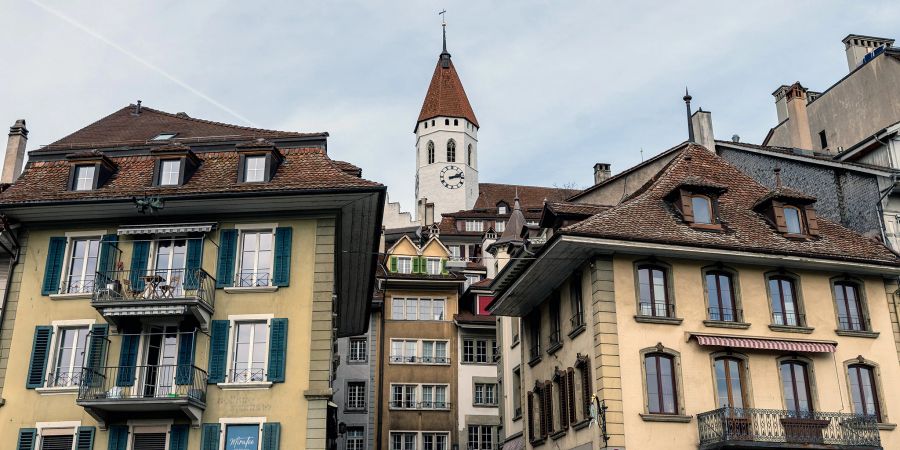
683, 87, 694, 142
640, 147, 644, 162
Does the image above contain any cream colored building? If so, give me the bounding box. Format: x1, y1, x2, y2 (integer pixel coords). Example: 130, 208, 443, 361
0, 106, 384, 450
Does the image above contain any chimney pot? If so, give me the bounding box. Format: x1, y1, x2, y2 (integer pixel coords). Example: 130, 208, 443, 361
842, 34, 894, 71
2, 119, 28, 184
593, 163, 612, 184
690, 110, 716, 151
785, 82, 813, 150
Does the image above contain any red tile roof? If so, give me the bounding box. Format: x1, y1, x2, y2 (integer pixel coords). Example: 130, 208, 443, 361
474, 183, 578, 209
544, 202, 610, 216
562, 144, 900, 266
417, 56, 479, 128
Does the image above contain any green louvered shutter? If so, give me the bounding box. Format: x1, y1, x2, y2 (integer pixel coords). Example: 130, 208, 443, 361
26, 326, 53, 388
96, 234, 119, 284
107, 425, 128, 450
272, 227, 292, 287
129, 240, 151, 292
116, 333, 140, 387
75, 426, 96, 450
184, 238, 203, 290
215, 230, 238, 288
267, 319, 288, 383
262, 423, 281, 450
441, 259, 448, 274
389, 256, 397, 272
208, 320, 230, 383
84, 324, 108, 387
168, 424, 189, 450
16, 428, 36, 450
200, 423, 220, 450
41, 237, 67, 295
175, 332, 195, 385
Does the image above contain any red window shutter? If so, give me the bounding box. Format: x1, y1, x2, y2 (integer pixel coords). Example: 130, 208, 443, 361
772, 201, 788, 232
558, 375, 569, 429
679, 189, 694, 222
544, 381, 554, 435
567, 368, 577, 422
805, 206, 820, 236
527, 392, 535, 441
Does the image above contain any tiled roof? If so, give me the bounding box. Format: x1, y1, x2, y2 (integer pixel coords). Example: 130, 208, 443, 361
544, 202, 610, 217
38, 105, 321, 152
417, 55, 478, 127
469, 277, 494, 288
0, 147, 381, 204
562, 144, 900, 266
474, 183, 578, 209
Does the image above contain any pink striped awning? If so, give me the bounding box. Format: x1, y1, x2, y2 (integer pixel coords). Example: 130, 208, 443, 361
694, 334, 836, 353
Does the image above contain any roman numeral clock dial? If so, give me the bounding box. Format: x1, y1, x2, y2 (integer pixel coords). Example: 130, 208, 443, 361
440, 165, 465, 189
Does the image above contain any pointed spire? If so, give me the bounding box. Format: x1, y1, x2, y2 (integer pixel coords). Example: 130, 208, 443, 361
416, 13, 479, 130
439, 10, 449, 56
683, 87, 695, 142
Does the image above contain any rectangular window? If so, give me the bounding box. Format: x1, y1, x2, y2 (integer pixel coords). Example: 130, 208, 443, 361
819, 130, 828, 149
390, 432, 416, 450
230, 321, 267, 382
465, 274, 482, 289
244, 155, 266, 182
347, 381, 366, 410
448, 246, 462, 260
392, 298, 405, 320
513, 367, 522, 418
495, 221, 506, 233
390, 339, 418, 363
132, 426, 167, 450
549, 299, 561, 348
73, 165, 95, 191
425, 258, 442, 275
37, 428, 76, 450
421, 340, 448, 363
397, 257, 412, 274
158, 159, 181, 186
63, 237, 101, 294
570, 272, 584, 329
463, 338, 491, 364
422, 433, 448, 450
467, 426, 494, 450
391, 385, 417, 409
48, 326, 90, 387
345, 427, 365, 450
225, 424, 261, 450
511, 317, 520, 345
237, 230, 273, 287
349, 338, 367, 363
465, 220, 484, 232
421, 385, 448, 409
391, 298, 444, 320
474, 383, 497, 405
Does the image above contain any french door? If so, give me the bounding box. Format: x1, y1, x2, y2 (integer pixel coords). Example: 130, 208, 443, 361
154, 238, 187, 296
142, 326, 179, 397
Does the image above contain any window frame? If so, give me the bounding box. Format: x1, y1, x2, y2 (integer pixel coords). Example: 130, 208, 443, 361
639, 345, 687, 419
425, 257, 442, 275
223, 314, 273, 387
234, 226, 276, 288
703, 267, 744, 324
766, 272, 808, 330
777, 358, 817, 414
345, 426, 365, 450
156, 159, 184, 186
345, 381, 367, 411
48, 326, 91, 389
843, 357, 888, 423
427, 141, 435, 164
568, 271, 585, 335
217, 417, 266, 450
831, 278, 871, 333
634, 261, 677, 320
690, 195, 715, 225
71, 164, 97, 191
711, 354, 750, 409
420, 384, 449, 409
240, 154, 268, 183
348, 338, 367, 363
473, 382, 498, 406
462, 337, 494, 364
35, 421, 82, 450
467, 425, 495, 450
39, 320, 95, 392
783, 206, 805, 235
60, 234, 103, 295
396, 256, 413, 274
446, 139, 456, 162
389, 384, 419, 409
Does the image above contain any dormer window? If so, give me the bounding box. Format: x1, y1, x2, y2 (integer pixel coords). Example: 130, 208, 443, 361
497, 202, 509, 215
73, 165, 95, 191
667, 181, 726, 230
158, 159, 182, 186
66, 152, 116, 192
150, 144, 200, 187
754, 187, 819, 238
783, 206, 804, 234
236, 141, 282, 183
151, 132, 178, 141
690, 195, 713, 224
244, 155, 266, 182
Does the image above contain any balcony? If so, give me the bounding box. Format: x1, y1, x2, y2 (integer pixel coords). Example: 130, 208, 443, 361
697, 407, 880, 449
92, 269, 215, 330
77, 365, 208, 427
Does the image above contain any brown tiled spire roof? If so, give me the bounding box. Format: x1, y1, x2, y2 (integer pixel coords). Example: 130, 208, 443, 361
417, 53, 479, 128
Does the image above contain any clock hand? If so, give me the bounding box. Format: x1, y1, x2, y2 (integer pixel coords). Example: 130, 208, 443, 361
448, 173, 465, 180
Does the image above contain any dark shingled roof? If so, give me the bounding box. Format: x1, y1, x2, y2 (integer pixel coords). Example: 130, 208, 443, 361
417, 55, 479, 128
562, 144, 900, 266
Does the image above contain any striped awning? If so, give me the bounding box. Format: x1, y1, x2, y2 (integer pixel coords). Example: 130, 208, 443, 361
117, 223, 215, 235
693, 334, 836, 353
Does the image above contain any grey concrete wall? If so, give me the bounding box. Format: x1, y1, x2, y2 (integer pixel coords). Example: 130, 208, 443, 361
333, 312, 378, 450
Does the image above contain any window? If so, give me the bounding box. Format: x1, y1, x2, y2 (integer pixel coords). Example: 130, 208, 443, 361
345, 427, 365, 450
422, 433, 448, 450
390, 432, 416, 450
511, 317, 521, 345
48, 326, 89, 387
819, 130, 828, 149
464, 274, 481, 289
467, 144, 473, 166
783, 206, 804, 234
575, 356, 593, 420
347, 381, 366, 410
225, 424, 261, 450
848, 364, 881, 421
447, 139, 456, 162
463, 338, 492, 363
153, 237, 187, 296
243, 155, 267, 182
391, 298, 445, 321
237, 230, 273, 287
390, 339, 418, 363
465, 220, 484, 232
39, 430, 75, 450
151, 132, 177, 141
73, 165, 95, 191
691, 195, 713, 224
396, 257, 412, 274
834, 282, 867, 331
637, 265, 672, 317
445, 119, 449, 126
132, 425, 169, 450
421, 385, 448, 408
474, 383, 498, 405
349, 338, 367, 363
448, 245, 462, 260
230, 321, 267, 382
706, 271, 738, 322
421, 340, 448, 363
780, 360, 813, 413
512, 367, 522, 418
769, 276, 802, 326
467, 426, 494, 450
528, 314, 541, 362
714, 357, 746, 408
425, 258, 441, 275
570, 272, 585, 330
63, 237, 101, 294
548, 298, 561, 349
494, 221, 506, 233
391, 385, 417, 409
645, 353, 677, 414
497, 203, 508, 215
158, 159, 181, 186
427, 141, 435, 164
453, 119, 458, 126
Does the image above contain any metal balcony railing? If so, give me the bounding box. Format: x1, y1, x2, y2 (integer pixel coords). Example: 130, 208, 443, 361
234, 270, 271, 288
838, 314, 871, 332
58, 276, 97, 295
772, 311, 806, 327
77, 365, 208, 404
697, 407, 880, 448
388, 400, 451, 410
389, 355, 451, 364
708, 307, 743, 323
93, 269, 215, 308
638, 302, 676, 318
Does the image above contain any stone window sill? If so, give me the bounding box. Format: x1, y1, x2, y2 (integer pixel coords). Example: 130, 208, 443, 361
217, 381, 273, 390
568, 324, 586, 339
49, 293, 93, 300
35, 386, 79, 395
528, 355, 542, 367
769, 324, 814, 334
835, 329, 880, 338
703, 320, 751, 330
530, 438, 546, 447
877, 423, 897, 431
224, 286, 279, 294
549, 430, 567, 440
572, 418, 591, 430
634, 315, 684, 325
343, 408, 368, 414
640, 413, 692, 423
547, 342, 563, 355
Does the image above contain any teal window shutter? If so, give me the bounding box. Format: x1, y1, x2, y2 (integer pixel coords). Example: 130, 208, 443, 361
107, 425, 128, 450
168, 424, 189, 450
262, 423, 281, 450
175, 332, 195, 385
215, 229, 238, 288
84, 324, 109, 387
75, 426, 96, 450
200, 423, 220, 450
267, 318, 288, 383
116, 333, 140, 386
208, 320, 230, 383
16, 428, 36, 450
26, 326, 53, 388
96, 234, 119, 281
41, 237, 67, 295
129, 240, 151, 292
272, 227, 292, 287
184, 238, 204, 290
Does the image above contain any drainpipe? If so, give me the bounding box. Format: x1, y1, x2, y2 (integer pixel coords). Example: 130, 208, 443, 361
0, 219, 21, 407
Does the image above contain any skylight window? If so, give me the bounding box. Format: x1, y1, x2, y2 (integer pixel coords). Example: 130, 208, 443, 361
151, 132, 178, 141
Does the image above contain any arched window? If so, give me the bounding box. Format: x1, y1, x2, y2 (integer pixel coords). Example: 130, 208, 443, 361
714, 356, 746, 408
691, 195, 713, 224
780, 360, 813, 413
769, 275, 801, 326
445, 119, 449, 126
447, 140, 456, 163
467, 144, 473, 166
427, 141, 435, 164
431, 120, 435, 126
834, 281, 866, 331
706, 271, 737, 322
645, 353, 677, 414
783, 206, 804, 234
424, 121, 428, 129
637, 265, 671, 317
848, 364, 881, 421
454, 119, 459, 126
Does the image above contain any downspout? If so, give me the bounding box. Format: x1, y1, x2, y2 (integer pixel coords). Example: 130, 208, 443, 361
0, 221, 21, 407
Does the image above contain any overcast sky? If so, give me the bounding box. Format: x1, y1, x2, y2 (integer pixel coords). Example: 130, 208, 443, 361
1, 1, 898, 211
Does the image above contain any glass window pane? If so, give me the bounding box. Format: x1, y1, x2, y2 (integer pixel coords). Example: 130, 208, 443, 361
692, 196, 712, 224
784, 208, 803, 234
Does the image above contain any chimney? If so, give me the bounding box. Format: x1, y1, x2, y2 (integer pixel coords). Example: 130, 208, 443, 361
842, 34, 894, 71
593, 163, 611, 184
772, 85, 790, 123
690, 109, 716, 151
2, 119, 28, 184
785, 83, 813, 150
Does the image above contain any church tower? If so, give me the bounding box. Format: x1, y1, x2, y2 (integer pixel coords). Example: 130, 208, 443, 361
415, 20, 479, 224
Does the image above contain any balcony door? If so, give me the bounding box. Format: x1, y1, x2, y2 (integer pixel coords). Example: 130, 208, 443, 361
781, 361, 813, 415
714, 357, 746, 409
153, 238, 187, 296
142, 326, 179, 398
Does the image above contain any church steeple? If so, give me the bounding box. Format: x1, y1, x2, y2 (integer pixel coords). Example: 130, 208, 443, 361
441, 10, 448, 55
416, 15, 478, 131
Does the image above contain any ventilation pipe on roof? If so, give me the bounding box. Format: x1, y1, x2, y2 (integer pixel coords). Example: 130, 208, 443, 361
690, 109, 716, 152
133, 100, 142, 115
2, 119, 27, 184
593, 163, 611, 184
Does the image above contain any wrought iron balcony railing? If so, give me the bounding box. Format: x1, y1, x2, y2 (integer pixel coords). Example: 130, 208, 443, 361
697, 407, 880, 449
772, 311, 807, 327
77, 364, 208, 404
708, 307, 743, 323
838, 314, 871, 332
389, 355, 451, 364
93, 269, 215, 308
638, 302, 677, 318
389, 400, 451, 410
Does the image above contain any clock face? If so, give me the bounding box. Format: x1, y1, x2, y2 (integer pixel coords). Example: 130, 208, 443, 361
440, 165, 465, 189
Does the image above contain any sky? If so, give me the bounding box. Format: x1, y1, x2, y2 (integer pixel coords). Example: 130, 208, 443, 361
1, 0, 898, 213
